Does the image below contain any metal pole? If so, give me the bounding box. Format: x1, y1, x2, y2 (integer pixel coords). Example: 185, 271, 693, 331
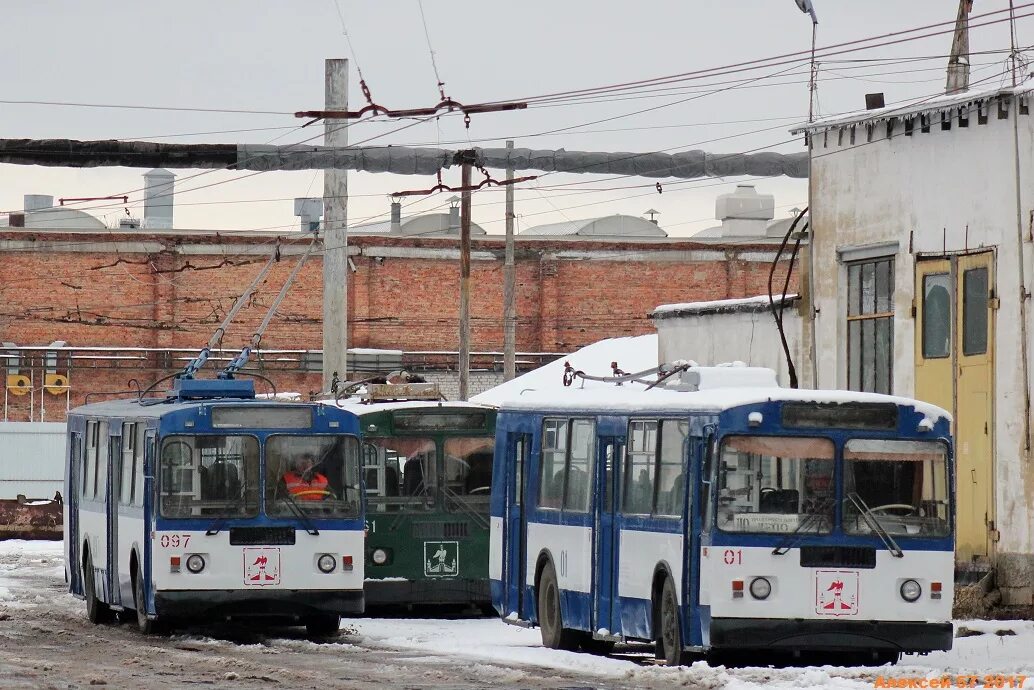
459, 163, 472, 400
323, 58, 349, 392
503, 140, 517, 381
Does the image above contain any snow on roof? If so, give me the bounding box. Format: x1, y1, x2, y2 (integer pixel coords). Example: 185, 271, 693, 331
651, 293, 799, 319
471, 334, 659, 407
501, 373, 950, 421
792, 79, 1034, 134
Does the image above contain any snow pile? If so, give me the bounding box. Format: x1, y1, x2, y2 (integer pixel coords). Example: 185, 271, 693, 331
471, 334, 658, 407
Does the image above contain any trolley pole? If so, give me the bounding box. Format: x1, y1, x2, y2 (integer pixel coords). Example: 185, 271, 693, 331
458, 161, 473, 400
323, 58, 349, 393
503, 140, 517, 382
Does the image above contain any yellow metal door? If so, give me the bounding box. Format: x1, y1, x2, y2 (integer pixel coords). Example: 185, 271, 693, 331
914, 258, 954, 417
955, 252, 995, 561
914, 253, 995, 563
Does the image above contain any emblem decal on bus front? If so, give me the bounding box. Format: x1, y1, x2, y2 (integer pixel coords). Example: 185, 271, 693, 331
423, 541, 459, 578
814, 570, 859, 616
243, 547, 281, 586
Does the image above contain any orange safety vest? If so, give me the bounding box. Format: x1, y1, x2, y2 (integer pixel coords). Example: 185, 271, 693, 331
283, 470, 330, 500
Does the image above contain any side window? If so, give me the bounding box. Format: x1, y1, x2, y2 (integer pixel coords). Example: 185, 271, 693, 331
846, 256, 894, 394
563, 419, 595, 512
95, 422, 109, 500
513, 435, 526, 506
83, 421, 97, 499
120, 423, 136, 506
622, 420, 688, 517
655, 421, 689, 517
71, 433, 83, 498
136, 431, 152, 508
539, 419, 568, 509
623, 421, 657, 514
132, 425, 146, 507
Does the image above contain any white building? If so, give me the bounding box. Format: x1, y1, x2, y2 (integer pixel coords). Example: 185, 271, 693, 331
650, 295, 803, 387
796, 82, 1034, 606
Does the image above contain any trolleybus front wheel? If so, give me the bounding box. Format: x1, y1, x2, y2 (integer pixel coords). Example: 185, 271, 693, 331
656, 576, 690, 666
83, 550, 114, 625
132, 569, 164, 635
305, 613, 341, 638
537, 560, 578, 651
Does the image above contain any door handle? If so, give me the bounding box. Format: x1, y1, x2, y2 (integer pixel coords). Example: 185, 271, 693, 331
971, 468, 977, 484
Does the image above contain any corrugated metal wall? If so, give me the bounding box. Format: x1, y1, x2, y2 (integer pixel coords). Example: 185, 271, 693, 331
0, 422, 65, 498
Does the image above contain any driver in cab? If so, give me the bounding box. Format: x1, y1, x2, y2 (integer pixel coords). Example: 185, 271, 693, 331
283, 453, 331, 501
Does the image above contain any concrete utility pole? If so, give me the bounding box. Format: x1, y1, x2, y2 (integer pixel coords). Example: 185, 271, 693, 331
323, 59, 348, 393
503, 140, 517, 382
458, 162, 473, 400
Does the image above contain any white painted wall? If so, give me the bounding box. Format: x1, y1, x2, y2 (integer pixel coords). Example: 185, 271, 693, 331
653, 303, 804, 388
807, 92, 1034, 572
0, 422, 65, 498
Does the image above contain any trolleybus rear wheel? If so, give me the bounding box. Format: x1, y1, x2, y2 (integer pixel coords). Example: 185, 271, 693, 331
656, 576, 689, 666
305, 613, 341, 638
537, 561, 578, 650
83, 550, 114, 625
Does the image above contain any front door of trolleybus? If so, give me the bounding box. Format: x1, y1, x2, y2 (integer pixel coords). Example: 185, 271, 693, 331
504, 433, 530, 619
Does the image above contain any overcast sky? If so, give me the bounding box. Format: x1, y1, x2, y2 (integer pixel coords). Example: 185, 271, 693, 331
0, 1, 1026, 236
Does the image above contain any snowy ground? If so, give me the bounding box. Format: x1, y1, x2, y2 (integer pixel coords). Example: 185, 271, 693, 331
2, 540, 1033, 689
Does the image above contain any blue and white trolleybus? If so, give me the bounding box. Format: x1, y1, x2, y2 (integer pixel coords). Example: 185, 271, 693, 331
490, 365, 954, 665
64, 377, 365, 636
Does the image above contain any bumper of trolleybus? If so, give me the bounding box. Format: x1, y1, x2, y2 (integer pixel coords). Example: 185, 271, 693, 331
154, 589, 364, 620
709, 618, 953, 654
364, 577, 491, 607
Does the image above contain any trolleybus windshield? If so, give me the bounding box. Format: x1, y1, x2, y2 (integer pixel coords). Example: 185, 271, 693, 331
443, 437, 494, 513
159, 435, 260, 519
362, 437, 437, 512
717, 436, 835, 534
266, 435, 362, 518
843, 439, 950, 537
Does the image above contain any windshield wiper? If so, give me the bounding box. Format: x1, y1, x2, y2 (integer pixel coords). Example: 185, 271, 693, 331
279, 486, 320, 536
846, 492, 903, 558
442, 486, 490, 530
772, 498, 834, 555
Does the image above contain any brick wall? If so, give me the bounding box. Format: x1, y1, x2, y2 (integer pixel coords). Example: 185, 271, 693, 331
0, 230, 797, 420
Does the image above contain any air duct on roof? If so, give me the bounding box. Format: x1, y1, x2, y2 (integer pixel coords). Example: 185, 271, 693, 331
24, 195, 53, 212
143, 168, 175, 229
294, 197, 323, 232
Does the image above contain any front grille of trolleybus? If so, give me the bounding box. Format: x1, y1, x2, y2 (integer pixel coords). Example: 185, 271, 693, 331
229, 526, 298, 545
799, 545, 877, 569
411, 521, 469, 539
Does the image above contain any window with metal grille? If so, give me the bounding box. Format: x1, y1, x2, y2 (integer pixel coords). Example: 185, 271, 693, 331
846, 257, 894, 394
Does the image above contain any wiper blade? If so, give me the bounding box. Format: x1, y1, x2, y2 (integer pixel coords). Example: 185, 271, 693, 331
205, 520, 224, 536
771, 498, 833, 555
442, 486, 490, 530
280, 487, 320, 536
847, 492, 903, 558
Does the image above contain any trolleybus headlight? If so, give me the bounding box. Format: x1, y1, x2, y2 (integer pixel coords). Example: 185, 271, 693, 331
900, 579, 922, 602
371, 548, 389, 566
749, 577, 772, 600
185, 554, 206, 574
317, 554, 337, 574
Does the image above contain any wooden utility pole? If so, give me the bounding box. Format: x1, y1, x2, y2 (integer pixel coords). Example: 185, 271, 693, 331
503, 140, 517, 381
323, 59, 349, 392
458, 162, 472, 400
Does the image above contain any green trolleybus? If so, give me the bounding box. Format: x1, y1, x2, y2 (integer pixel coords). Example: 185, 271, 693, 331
330, 387, 496, 609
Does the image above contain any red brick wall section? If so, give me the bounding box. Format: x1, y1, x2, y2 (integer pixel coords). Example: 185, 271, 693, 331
0, 231, 797, 420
